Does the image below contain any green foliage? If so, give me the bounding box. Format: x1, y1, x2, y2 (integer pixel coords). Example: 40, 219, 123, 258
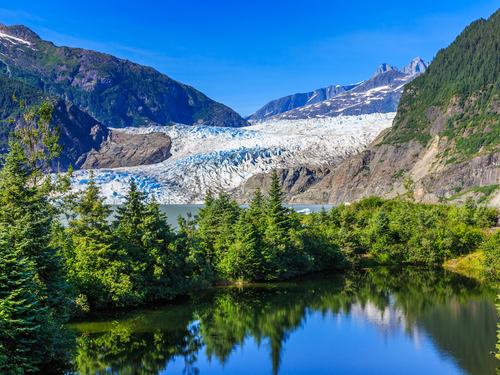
320, 196, 493, 265
447, 184, 499, 201
483, 230, 500, 277
384, 10, 500, 152
186, 171, 344, 282
113, 181, 192, 302
391, 169, 407, 179
64, 177, 213, 311
0, 38, 246, 128
0, 102, 74, 372
0, 76, 49, 150
64, 171, 131, 309
71, 266, 496, 375
0, 225, 44, 374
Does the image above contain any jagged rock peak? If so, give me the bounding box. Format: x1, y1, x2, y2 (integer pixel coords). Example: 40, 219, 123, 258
401, 57, 429, 75
0, 23, 40, 42
372, 63, 398, 77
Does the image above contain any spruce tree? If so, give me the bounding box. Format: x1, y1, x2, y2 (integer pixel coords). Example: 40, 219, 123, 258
0, 143, 74, 372
0, 226, 42, 373
114, 180, 149, 247
198, 191, 240, 265
67, 172, 135, 308
197, 189, 218, 263
248, 187, 265, 225
114, 182, 184, 301
219, 211, 261, 281
71, 170, 112, 236
0, 141, 69, 308
262, 169, 290, 279
266, 169, 289, 233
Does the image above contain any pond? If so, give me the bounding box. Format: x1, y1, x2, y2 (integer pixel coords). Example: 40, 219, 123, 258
158, 204, 334, 228
69, 267, 498, 375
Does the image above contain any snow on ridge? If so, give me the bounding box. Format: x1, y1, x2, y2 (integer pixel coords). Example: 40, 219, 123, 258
74, 113, 396, 204
0, 32, 31, 46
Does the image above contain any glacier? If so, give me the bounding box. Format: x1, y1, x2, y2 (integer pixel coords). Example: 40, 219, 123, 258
70, 113, 396, 204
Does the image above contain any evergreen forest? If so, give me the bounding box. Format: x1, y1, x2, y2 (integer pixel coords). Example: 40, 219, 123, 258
1, 101, 500, 373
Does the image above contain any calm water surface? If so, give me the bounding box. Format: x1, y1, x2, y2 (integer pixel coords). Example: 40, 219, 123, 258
61, 204, 333, 227
148, 204, 333, 228
69, 267, 498, 375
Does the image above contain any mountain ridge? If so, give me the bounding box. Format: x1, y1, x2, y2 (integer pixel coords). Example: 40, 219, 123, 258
0, 23, 248, 128
0, 75, 172, 170
247, 58, 428, 122
276, 10, 500, 205
244, 82, 362, 121
265, 70, 417, 120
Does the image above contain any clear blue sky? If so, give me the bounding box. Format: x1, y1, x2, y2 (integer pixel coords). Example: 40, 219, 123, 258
0, 1, 498, 116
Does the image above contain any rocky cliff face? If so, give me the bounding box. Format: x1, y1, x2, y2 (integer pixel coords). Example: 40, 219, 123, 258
246, 58, 429, 122
288, 101, 500, 205
266, 70, 415, 120
277, 12, 500, 205
0, 75, 171, 170
234, 166, 335, 203
77, 131, 171, 169
0, 23, 248, 128
245, 83, 361, 121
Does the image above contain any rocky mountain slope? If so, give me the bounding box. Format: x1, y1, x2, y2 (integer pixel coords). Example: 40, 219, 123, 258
245, 83, 361, 121
65, 56, 432, 203
0, 75, 172, 170
266, 58, 429, 121
0, 23, 248, 128
70, 113, 395, 204
246, 58, 428, 122
76, 131, 171, 170
284, 10, 500, 205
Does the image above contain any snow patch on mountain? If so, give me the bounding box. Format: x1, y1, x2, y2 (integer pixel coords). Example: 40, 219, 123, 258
70, 113, 396, 204
0, 31, 31, 45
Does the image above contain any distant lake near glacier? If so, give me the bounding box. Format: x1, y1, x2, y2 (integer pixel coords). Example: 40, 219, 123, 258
156, 204, 334, 228
69, 266, 498, 375
60, 204, 333, 228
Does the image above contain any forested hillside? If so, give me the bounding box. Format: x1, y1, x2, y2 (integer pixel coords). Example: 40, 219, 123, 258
0, 76, 172, 170
0, 75, 108, 166
0, 23, 248, 128
285, 9, 500, 205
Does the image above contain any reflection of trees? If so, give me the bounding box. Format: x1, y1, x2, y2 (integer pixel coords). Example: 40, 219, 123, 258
72, 305, 204, 375
353, 268, 498, 375
198, 268, 496, 375
73, 267, 497, 375
198, 284, 341, 375
75, 327, 200, 375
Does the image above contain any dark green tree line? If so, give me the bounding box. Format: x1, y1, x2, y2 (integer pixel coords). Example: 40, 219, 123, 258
0, 101, 74, 373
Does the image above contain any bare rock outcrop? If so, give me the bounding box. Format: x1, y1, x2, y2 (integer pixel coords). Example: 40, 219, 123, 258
77, 130, 171, 169
234, 166, 335, 203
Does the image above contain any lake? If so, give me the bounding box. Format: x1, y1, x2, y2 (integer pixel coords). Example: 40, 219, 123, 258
58, 204, 334, 228
69, 266, 499, 375
156, 204, 334, 228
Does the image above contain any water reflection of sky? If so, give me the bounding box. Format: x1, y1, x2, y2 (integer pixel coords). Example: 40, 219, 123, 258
164, 299, 469, 375
72, 268, 498, 375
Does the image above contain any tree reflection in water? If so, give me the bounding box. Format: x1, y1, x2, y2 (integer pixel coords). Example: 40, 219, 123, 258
70, 267, 498, 375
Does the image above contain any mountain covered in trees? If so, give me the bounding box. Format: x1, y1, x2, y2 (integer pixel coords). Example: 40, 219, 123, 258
245, 58, 428, 121
0, 23, 248, 128
0, 75, 172, 170
276, 10, 500, 205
